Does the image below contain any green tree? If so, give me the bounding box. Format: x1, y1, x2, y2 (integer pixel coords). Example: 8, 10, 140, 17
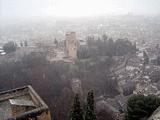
54, 38, 58, 45
3, 41, 17, 53
85, 90, 96, 120
102, 34, 108, 41
143, 51, 149, 65
125, 94, 160, 120
20, 41, 23, 47
24, 40, 28, 47
70, 94, 84, 120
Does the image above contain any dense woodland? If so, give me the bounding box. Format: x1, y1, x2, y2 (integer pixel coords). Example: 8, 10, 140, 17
78, 35, 137, 59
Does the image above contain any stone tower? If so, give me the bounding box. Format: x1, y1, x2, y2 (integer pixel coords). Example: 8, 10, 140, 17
65, 32, 78, 59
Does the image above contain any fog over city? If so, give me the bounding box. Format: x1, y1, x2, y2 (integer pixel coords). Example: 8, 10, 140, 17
1, 0, 160, 120
1, 0, 160, 19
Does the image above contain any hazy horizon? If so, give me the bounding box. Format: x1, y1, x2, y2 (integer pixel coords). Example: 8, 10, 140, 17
1, 0, 160, 19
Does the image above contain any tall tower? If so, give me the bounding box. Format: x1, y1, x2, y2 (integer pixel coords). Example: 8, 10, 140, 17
65, 32, 78, 59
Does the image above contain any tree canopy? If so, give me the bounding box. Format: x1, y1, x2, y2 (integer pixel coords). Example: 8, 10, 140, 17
125, 94, 160, 120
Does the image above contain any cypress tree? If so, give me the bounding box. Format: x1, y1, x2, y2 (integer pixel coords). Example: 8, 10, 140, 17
70, 94, 84, 120
143, 51, 149, 65
85, 90, 96, 120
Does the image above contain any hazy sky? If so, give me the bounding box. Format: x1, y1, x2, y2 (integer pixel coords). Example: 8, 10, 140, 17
1, 0, 160, 18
